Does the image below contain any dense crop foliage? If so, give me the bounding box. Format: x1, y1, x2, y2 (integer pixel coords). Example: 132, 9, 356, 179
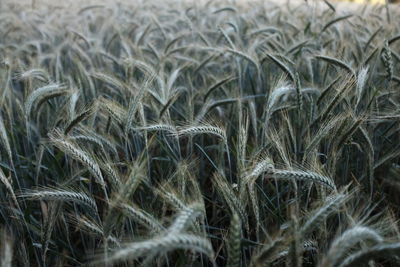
1, 0, 400, 266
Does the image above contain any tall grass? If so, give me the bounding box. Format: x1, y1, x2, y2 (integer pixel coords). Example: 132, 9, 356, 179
0, 0, 400, 266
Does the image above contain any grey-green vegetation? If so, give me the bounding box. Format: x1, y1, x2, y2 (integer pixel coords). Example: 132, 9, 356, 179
0, 0, 400, 266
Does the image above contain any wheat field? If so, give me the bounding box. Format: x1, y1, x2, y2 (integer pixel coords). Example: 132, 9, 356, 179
0, 0, 400, 266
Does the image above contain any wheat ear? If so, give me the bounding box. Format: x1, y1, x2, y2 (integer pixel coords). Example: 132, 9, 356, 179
103, 233, 214, 264
323, 226, 383, 267
338, 242, 400, 267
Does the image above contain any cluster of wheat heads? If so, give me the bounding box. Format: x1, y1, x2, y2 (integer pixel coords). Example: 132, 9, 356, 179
1, 0, 400, 266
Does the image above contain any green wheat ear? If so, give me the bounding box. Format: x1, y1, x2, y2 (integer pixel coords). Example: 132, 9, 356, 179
323, 226, 383, 267
0, 229, 13, 267
19, 188, 98, 214
24, 84, 69, 119
338, 243, 400, 267
48, 130, 106, 189
227, 213, 242, 267
381, 40, 393, 81
100, 234, 215, 265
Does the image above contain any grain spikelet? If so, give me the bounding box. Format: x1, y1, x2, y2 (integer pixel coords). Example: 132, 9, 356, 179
227, 213, 242, 267
169, 203, 204, 233
48, 130, 105, 187
119, 203, 164, 232
381, 40, 393, 80
338, 242, 400, 267
267, 169, 336, 190
0, 168, 19, 209
103, 234, 214, 264
300, 193, 346, 235
0, 115, 12, 164
19, 188, 98, 213
323, 226, 383, 267
178, 124, 226, 141
24, 84, 69, 118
